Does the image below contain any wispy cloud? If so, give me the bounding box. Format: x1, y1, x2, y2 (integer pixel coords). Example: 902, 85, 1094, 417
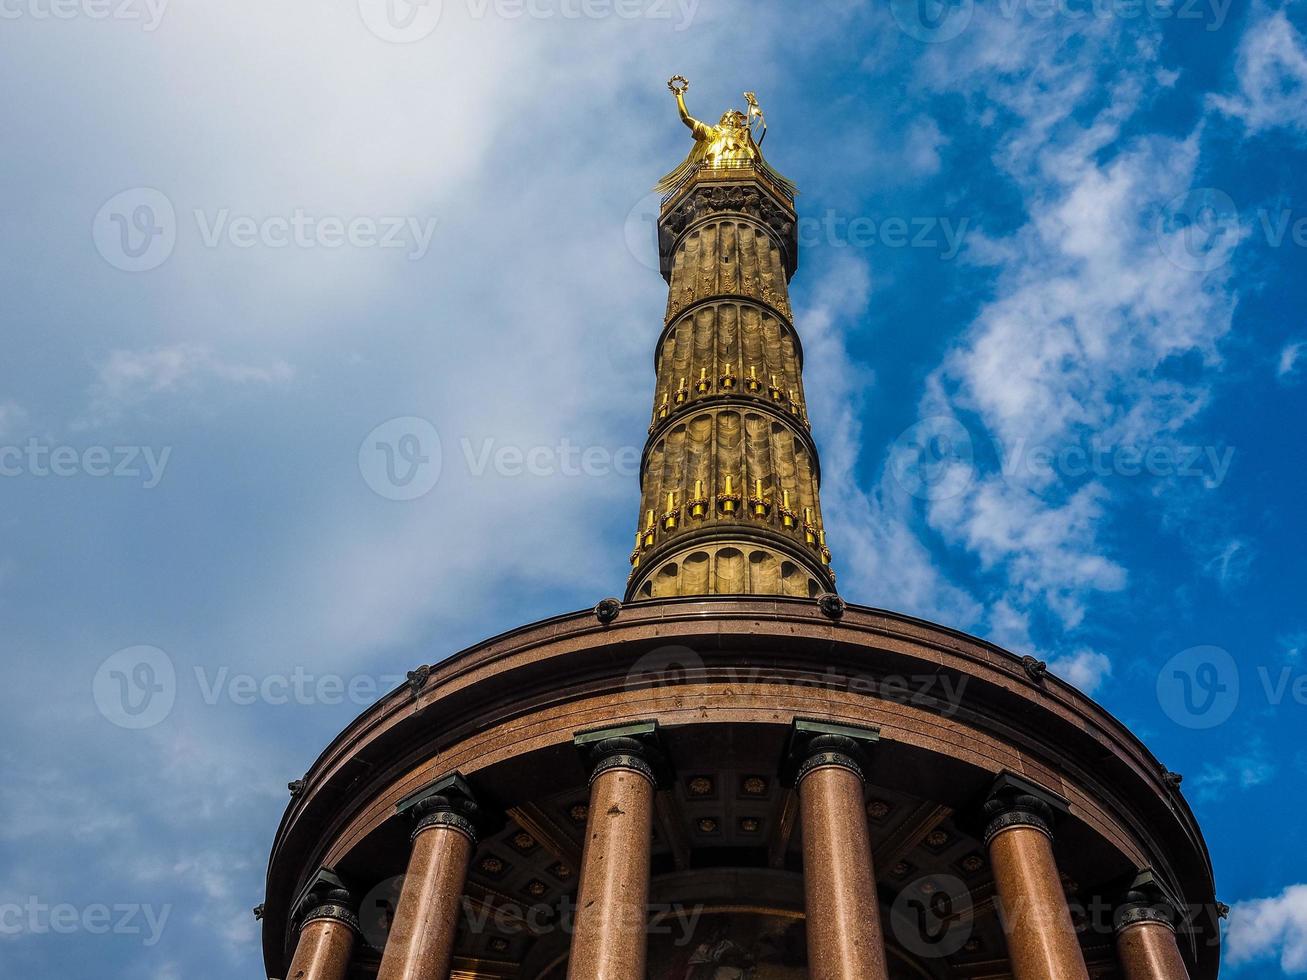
78, 344, 293, 429
1191, 740, 1277, 801
1279, 340, 1305, 382
1210, 7, 1307, 137
1205, 537, 1254, 588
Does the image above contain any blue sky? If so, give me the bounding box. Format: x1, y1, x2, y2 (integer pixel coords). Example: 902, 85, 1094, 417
1, 0, 1305, 976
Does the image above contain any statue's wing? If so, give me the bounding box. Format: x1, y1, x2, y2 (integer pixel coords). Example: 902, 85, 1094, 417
653, 159, 699, 195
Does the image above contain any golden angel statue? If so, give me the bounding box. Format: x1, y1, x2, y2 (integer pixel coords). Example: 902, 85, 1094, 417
654, 76, 796, 196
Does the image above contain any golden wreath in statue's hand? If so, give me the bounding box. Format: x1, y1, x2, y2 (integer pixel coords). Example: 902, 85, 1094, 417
667, 75, 689, 95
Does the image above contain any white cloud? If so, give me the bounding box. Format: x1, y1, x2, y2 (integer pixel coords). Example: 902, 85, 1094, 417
1047, 648, 1112, 695
903, 116, 948, 176
1279, 340, 1305, 381
1210, 8, 1307, 137
904, 13, 1240, 655
1226, 884, 1307, 972
1191, 742, 1277, 801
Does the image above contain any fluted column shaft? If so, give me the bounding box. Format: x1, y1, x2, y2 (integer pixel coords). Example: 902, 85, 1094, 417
630, 175, 835, 600
376, 810, 477, 980
985, 797, 1089, 980
567, 737, 658, 980
795, 736, 889, 980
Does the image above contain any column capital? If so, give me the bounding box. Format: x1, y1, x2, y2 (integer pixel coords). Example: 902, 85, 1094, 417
573, 720, 669, 788
1115, 869, 1183, 934
782, 718, 880, 787
657, 178, 799, 284
981, 772, 1069, 844
396, 771, 492, 845
292, 869, 360, 935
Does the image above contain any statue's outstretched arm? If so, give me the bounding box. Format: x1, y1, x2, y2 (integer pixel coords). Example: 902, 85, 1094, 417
675, 91, 709, 139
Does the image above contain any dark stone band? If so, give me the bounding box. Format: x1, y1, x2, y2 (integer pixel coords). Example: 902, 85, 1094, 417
1116, 904, 1176, 932
984, 808, 1053, 844
412, 809, 479, 844
795, 750, 864, 785
299, 903, 360, 935
589, 753, 656, 787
